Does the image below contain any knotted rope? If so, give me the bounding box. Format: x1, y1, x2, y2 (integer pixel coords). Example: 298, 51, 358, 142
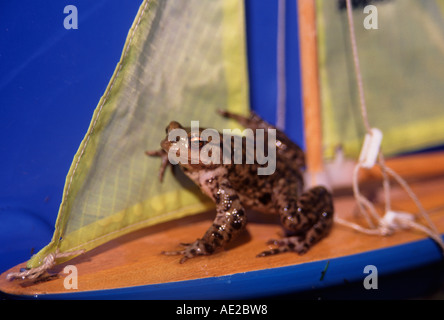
6, 249, 84, 281
334, 0, 444, 252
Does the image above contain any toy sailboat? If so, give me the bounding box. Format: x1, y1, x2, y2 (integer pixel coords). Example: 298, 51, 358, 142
2, 0, 444, 299
1, 152, 444, 299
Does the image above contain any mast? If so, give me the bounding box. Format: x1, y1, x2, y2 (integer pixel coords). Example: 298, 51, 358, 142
297, 0, 324, 187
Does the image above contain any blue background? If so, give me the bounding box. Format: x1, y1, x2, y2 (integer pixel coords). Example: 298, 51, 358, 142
0, 1, 303, 273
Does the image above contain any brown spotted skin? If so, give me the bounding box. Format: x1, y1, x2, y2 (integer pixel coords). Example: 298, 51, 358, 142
147, 111, 334, 263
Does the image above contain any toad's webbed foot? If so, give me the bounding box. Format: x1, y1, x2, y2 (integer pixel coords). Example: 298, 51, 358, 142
162, 239, 217, 264
257, 237, 311, 257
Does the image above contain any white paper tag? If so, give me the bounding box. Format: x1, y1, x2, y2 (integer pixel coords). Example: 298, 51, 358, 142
358, 128, 383, 169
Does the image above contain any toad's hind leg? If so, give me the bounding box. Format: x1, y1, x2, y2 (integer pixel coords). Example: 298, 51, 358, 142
163, 178, 247, 263
218, 110, 305, 168
217, 110, 274, 131
258, 186, 334, 257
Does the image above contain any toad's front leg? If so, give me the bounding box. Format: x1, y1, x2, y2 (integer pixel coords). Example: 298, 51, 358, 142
145, 149, 172, 182
163, 179, 247, 263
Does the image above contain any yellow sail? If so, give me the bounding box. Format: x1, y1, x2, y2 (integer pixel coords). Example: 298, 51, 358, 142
27, 0, 249, 269
318, 0, 444, 159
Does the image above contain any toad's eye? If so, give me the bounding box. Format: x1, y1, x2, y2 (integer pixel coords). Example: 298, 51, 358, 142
190, 136, 205, 148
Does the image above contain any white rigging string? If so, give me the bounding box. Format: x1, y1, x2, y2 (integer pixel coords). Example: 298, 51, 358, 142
334, 0, 444, 252
276, 0, 287, 130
